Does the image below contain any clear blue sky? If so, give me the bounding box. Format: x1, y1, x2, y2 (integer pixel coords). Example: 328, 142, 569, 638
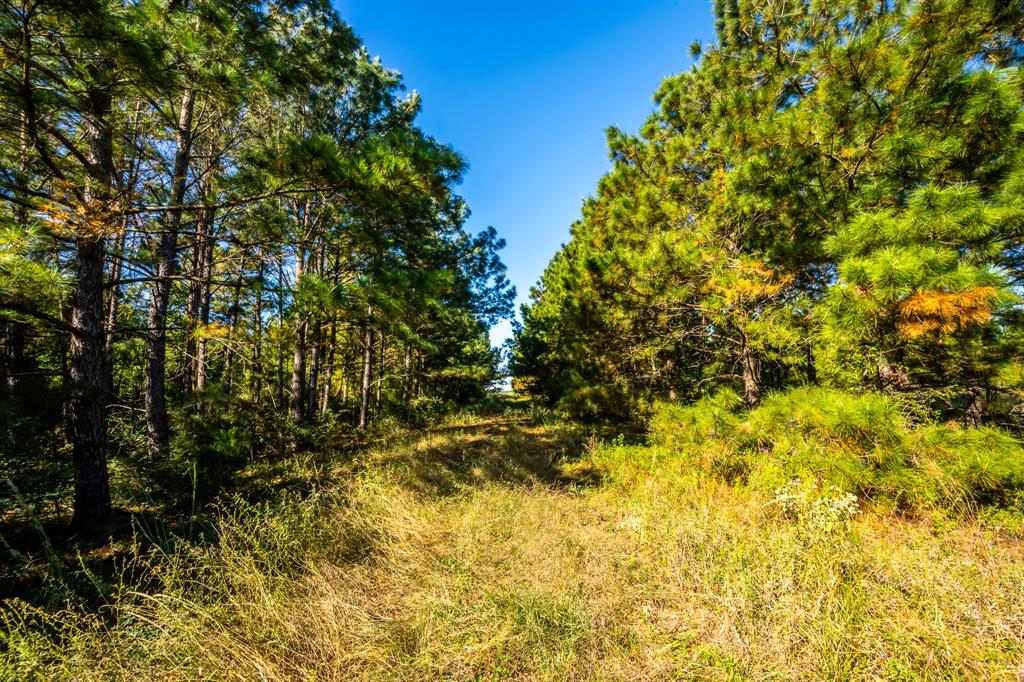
335, 0, 716, 347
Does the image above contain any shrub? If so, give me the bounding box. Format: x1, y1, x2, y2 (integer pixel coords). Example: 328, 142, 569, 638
650, 387, 1024, 516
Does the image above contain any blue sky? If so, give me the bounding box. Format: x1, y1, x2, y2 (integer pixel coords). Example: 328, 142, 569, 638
335, 1, 717, 347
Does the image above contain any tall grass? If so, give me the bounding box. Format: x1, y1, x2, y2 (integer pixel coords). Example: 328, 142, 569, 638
2, 400, 1023, 679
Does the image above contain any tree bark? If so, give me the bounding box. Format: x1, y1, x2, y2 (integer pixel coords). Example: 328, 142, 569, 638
104, 229, 125, 353
144, 88, 195, 459
289, 302, 307, 422
251, 260, 263, 405
307, 324, 321, 417
963, 387, 984, 428
806, 344, 818, 385
359, 311, 374, 429
402, 344, 412, 404
184, 202, 212, 396
375, 332, 384, 411
276, 254, 286, 406
411, 351, 419, 400
320, 317, 336, 415
289, 225, 308, 422
224, 265, 244, 390
70, 66, 115, 530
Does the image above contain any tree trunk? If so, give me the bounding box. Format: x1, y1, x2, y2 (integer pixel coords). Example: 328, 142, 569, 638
375, 332, 384, 410
402, 344, 412, 403
184, 202, 212, 396
307, 324, 322, 418
70, 236, 111, 531
289, 238, 307, 422
251, 260, 263, 405
290, 315, 307, 422
740, 335, 761, 408
806, 344, 818, 385
276, 255, 286, 406
876, 349, 908, 392
341, 364, 348, 407
104, 228, 125, 354
320, 318, 336, 415
196, 208, 215, 393
144, 88, 195, 459
359, 311, 374, 429
411, 351, 419, 400
70, 68, 115, 530
224, 266, 244, 390
6, 110, 28, 397
963, 387, 984, 428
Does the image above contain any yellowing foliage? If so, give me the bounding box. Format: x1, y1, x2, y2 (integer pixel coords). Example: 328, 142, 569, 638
38, 188, 122, 239
194, 322, 231, 341
897, 287, 996, 339
706, 259, 794, 305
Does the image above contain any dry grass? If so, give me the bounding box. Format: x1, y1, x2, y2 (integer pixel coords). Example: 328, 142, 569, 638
3, 415, 1023, 680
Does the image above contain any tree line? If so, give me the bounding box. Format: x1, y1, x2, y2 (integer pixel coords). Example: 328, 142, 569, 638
0, 0, 514, 533
513, 0, 1024, 425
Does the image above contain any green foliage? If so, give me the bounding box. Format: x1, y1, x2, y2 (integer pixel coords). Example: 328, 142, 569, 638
0, 0, 514, 532
649, 387, 1024, 515
514, 0, 1024, 424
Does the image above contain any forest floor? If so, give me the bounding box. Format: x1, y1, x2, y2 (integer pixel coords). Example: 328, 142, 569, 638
3, 410, 1024, 679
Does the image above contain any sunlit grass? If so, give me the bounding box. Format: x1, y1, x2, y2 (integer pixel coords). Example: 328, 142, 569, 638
3, 406, 1023, 680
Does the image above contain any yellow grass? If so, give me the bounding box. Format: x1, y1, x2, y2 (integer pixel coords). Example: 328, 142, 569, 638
3, 415, 1023, 680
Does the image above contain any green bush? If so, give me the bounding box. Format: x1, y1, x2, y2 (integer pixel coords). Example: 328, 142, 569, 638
650, 387, 1024, 515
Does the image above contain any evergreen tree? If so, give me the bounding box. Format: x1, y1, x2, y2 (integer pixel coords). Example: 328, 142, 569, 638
0, 0, 513, 532
514, 0, 1024, 424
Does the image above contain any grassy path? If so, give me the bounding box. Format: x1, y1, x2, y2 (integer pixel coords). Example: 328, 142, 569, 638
5, 414, 1024, 680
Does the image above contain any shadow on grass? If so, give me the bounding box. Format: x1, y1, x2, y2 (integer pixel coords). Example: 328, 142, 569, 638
0, 413, 617, 608
360, 417, 605, 497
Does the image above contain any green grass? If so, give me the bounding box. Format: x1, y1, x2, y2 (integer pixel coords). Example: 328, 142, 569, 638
2, 402, 1024, 680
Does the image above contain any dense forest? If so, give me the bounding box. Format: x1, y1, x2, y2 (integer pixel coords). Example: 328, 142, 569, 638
0, 0, 513, 533
513, 0, 1024, 425
4, 1, 1024, 679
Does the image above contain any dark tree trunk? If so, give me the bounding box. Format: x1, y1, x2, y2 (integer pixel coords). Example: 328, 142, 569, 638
806, 344, 818, 385
6, 114, 30, 397
70, 237, 111, 531
69, 61, 115, 532
224, 263, 244, 390
144, 89, 195, 459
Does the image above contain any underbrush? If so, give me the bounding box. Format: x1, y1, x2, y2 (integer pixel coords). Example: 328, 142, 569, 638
648, 386, 1024, 520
